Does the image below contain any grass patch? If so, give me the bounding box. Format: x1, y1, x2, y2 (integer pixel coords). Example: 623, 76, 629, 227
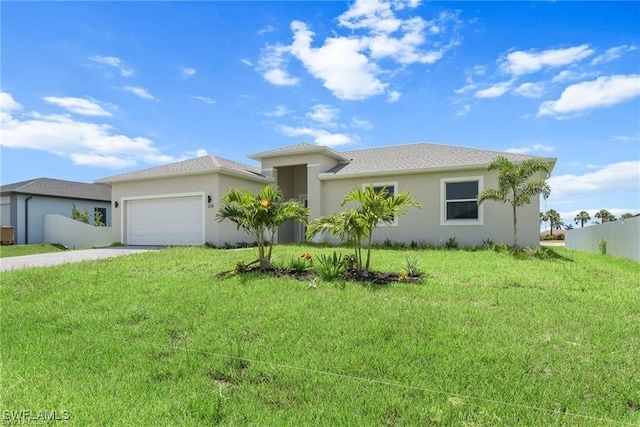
0, 243, 68, 258
1, 245, 639, 425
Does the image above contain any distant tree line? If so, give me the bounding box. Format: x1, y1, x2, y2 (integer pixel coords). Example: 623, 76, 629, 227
540, 209, 636, 232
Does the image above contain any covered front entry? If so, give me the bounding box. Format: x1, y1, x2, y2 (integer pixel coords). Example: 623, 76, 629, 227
126, 195, 204, 245
275, 164, 308, 243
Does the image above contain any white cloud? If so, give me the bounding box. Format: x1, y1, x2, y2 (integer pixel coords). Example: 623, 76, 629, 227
506, 144, 555, 154
351, 117, 373, 130
475, 81, 512, 98
259, 44, 300, 86
513, 82, 546, 98
0, 97, 177, 169
124, 86, 156, 100
240, 58, 253, 66
1, 92, 22, 112
538, 74, 640, 118
257, 0, 461, 101
591, 45, 637, 65
387, 90, 401, 103
307, 104, 339, 126
456, 104, 471, 117
90, 55, 134, 77
181, 67, 197, 78
278, 125, 354, 147
43, 96, 112, 117
290, 21, 387, 100
500, 45, 594, 76
258, 25, 275, 35
547, 161, 640, 200
262, 105, 292, 117
192, 96, 216, 105
613, 134, 640, 142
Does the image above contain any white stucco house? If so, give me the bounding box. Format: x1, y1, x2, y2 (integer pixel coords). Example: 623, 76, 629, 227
96, 142, 555, 247
0, 178, 112, 244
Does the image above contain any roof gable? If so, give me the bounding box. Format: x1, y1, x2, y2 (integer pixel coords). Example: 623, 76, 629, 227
248, 142, 348, 162
0, 178, 111, 201
96, 155, 266, 183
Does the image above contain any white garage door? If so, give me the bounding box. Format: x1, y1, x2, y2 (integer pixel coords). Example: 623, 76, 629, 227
127, 196, 203, 245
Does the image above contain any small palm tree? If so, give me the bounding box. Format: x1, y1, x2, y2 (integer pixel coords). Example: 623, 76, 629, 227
307, 185, 421, 274
478, 156, 552, 248
342, 185, 421, 274
620, 212, 634, 219
216, 185, 309, 270
574, 211, 591, 228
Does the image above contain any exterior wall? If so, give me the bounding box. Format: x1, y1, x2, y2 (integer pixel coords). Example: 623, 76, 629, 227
0, 196, 10, 226
44, 214, 113, 249
566, 216, 640, 261
319, 168, 541, 247
216, 174, 270, 245
7, 195, 111, 245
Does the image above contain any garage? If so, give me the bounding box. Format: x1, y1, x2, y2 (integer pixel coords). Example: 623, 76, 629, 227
127, 195, 204, 245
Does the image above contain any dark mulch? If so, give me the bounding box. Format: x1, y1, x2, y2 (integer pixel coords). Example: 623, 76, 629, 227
218, 265, 420, 285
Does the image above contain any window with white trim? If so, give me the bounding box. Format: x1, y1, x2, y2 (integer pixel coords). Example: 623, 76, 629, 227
441, 177, 483, 225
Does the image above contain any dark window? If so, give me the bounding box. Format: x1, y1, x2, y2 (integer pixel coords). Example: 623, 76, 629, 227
95, 207, 107, 225
445, 181, 479, 220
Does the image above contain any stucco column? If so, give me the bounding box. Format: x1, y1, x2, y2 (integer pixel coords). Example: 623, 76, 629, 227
306, 163, 321, 223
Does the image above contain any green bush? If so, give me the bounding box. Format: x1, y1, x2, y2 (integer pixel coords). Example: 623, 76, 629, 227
403, 254, 421, 277
288, 255, 312, 273
315, 251, 347, 281
598, 238, 607, 255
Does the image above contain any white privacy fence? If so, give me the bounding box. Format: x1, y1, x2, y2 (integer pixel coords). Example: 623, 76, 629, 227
565, 216, 639, 262
44, 214, 113, 249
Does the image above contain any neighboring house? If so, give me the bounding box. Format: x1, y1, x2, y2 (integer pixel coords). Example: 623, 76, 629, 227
0, 178, 111, 244
97, 142, 555, 247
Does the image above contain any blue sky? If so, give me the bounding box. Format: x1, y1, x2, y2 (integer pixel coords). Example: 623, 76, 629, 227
1, 1, 639, 227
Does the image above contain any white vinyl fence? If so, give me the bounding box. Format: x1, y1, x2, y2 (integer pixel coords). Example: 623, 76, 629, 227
565, 216, 640, 262
44, 214, 113, 249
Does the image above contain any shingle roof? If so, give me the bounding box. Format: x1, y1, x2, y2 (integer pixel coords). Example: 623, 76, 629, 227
0, 178, 111, 201
249, 142, 348, 161
323, 142, 555, 176
96, 155, 265, 183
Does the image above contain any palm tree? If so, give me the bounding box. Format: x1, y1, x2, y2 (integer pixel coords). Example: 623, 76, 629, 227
307, 185, 421, 274
478, 156, 552, 248
574, 211, 591, 228
545, 209, 562, 236
594, 209, 616, 224
621, 212, 634, 219
216, 185, 309, 270
540, 211, 550, 231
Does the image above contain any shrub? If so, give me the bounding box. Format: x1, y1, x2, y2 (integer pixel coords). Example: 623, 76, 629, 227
598, 238, 607, 255
443, 237, 458, 250
289, 253, 312, 273
402, 254, 421, 277
315, 251, 347, 281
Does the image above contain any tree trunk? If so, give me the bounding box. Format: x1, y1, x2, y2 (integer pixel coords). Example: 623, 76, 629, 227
512, 203, 518, 249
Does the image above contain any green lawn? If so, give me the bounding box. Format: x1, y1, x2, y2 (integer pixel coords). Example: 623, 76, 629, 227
0, 243, 68, 258
1, 245, 638, 425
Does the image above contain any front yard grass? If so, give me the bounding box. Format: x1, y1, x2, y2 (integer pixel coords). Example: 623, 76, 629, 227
1, 245, 638, 425
0, 243, 68, 258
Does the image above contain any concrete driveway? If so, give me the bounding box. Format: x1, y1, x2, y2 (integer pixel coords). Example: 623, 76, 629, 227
0, 246, 162, 272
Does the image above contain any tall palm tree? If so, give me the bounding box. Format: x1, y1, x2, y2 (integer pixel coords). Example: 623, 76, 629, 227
594, 209, 616, 224
216, 185, 309, 270
478, 156, 552, 248
574, 211, 591, 228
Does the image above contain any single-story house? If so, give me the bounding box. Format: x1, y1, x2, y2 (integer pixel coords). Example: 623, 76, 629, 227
97, 142, 555, 247
0, 178, 112, 244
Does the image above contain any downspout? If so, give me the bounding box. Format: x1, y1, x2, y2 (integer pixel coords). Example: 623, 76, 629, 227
25, 195, 33, 244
